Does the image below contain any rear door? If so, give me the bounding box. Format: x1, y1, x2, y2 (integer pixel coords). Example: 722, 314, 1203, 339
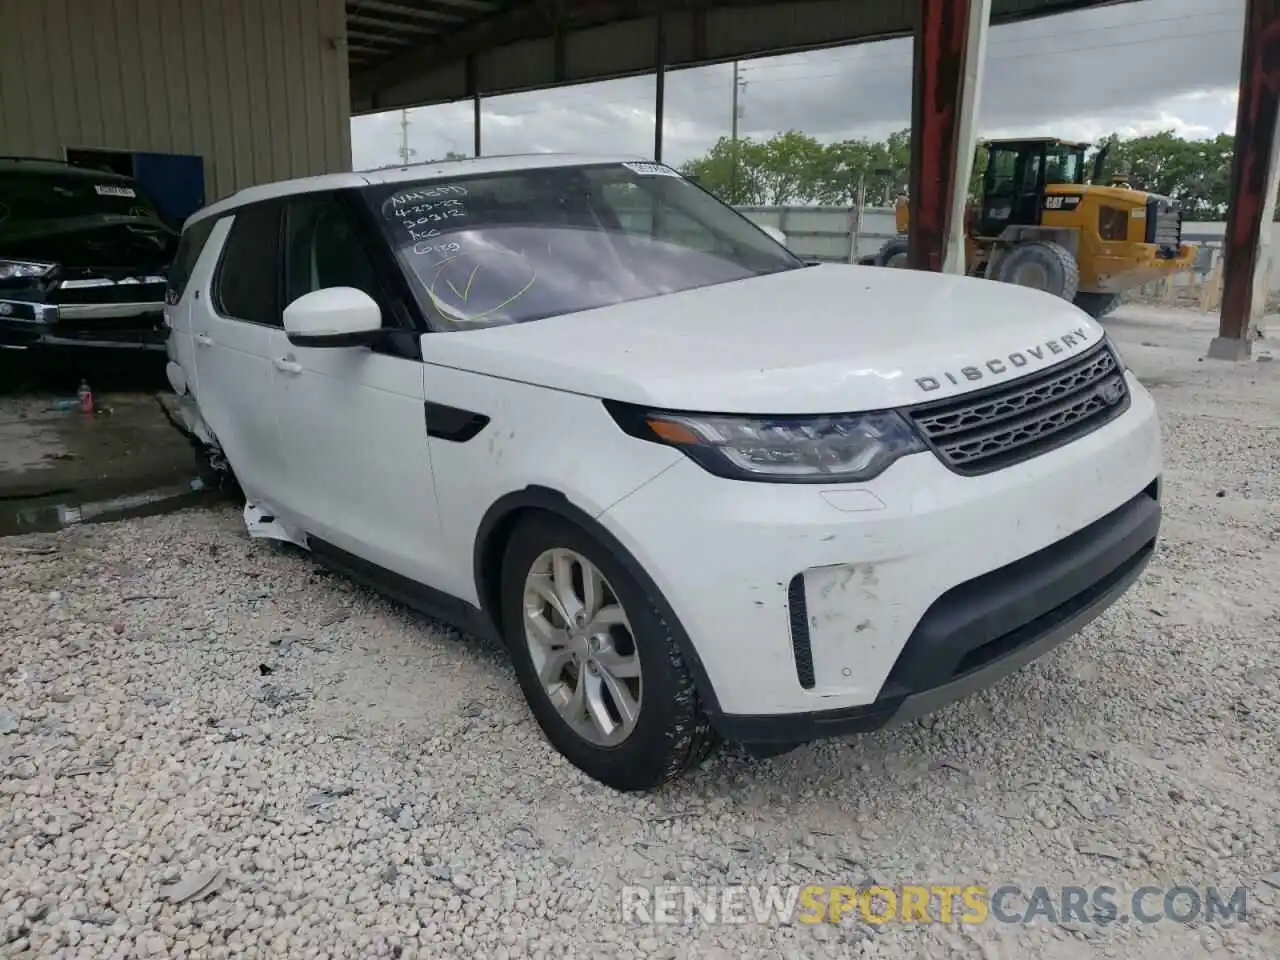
163, 214, 220, 395
190, 200, 289, 503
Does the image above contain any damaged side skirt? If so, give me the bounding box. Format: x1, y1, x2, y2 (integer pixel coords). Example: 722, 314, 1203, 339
243, 502, 310, 551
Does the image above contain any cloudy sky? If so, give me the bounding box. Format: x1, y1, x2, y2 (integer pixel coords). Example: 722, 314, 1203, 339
350, 0, 1244, 171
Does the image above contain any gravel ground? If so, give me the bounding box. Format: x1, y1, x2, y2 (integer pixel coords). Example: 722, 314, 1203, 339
2, 306, 1278, 960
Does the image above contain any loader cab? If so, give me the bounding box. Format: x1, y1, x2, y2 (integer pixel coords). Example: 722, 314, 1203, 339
976, 138, 1089, 238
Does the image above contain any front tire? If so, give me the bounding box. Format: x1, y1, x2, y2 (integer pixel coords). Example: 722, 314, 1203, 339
874, 236, 910, 268
1074, 292, 1121, 319
992, 240, 1080, 301
499, 513, 718, 791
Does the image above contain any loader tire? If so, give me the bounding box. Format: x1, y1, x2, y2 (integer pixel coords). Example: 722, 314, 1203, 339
874, 237, 910, 268
992, 241, 1079, 302
1073, 292, 1121, 319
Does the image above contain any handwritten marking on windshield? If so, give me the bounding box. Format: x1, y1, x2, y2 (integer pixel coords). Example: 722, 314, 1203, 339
413, 239, 458, 258
383, 185, 469, 218
426, 251, 537, 323
445, 262, 483, 302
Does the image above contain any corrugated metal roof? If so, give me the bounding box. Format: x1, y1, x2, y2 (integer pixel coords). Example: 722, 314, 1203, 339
348, 0, 1135, 112
345, 0, 512, 71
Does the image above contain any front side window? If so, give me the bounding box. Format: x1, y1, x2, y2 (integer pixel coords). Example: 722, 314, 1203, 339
213, 202, 281, 326
986, 149, 1019, 195
362, 162, 802, 330
282, 193, 387, 317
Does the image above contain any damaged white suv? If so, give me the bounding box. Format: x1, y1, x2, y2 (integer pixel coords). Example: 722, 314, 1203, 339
165, 155, 1161, 792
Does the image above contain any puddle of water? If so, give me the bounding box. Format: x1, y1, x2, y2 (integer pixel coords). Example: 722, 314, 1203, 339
0, 476, 221, 536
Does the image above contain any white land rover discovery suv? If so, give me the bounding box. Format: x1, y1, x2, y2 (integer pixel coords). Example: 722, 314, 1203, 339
164, 154, 1161, 792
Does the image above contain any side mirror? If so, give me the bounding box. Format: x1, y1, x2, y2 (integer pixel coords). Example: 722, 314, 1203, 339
283, 287, 383, 348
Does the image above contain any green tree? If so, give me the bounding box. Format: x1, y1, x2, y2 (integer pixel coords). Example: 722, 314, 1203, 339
681, 127, 1242, 219
679, 136, 767, 205
752, 131, 829, 205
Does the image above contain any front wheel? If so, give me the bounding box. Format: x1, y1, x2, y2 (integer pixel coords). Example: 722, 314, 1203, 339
499, 513, 718, 791
991, 240, 1080, 301
1073, 292, 1121, 319
874, 236, 910, 268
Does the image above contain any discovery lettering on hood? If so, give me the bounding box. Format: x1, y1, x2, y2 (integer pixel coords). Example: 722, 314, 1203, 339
915, 327, 1093, 393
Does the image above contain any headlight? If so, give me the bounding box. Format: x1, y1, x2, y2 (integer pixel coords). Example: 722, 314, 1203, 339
0, 260, 56, 281
605, 402, 926, 483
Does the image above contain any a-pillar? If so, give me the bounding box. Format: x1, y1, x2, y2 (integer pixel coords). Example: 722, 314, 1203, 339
907, 0, 992, 273
1210, 0, 1280, 360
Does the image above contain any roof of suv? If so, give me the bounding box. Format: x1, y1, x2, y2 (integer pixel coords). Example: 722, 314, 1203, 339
186, 152, 651, 229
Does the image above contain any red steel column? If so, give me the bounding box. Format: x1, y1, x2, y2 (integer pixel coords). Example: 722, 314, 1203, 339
908, 0, 988, 272
1213, 0, 1280, 360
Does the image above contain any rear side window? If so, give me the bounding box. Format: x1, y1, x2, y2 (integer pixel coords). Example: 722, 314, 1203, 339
165, 216, 218, 305
213, 202, 282, 326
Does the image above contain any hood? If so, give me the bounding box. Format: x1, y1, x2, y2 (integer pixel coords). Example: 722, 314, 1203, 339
0, 217, 177, 271
418, 263, 1107, 414
1062, 184, 1156, 206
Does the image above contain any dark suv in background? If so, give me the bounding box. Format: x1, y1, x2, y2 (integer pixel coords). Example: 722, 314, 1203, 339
0, 157, 179, 353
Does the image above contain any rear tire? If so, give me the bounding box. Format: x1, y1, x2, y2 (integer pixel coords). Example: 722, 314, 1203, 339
992, 241, 1080, 301
1073, 292, 1121, 319
874, 236, 910, 268
499, 513, 718, 791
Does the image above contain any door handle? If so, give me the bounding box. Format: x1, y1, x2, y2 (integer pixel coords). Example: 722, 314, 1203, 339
194, 333, 214, 347
273, 355, 303, 375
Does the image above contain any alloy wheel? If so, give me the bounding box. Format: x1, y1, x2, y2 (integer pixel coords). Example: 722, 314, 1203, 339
522, 548, 642, 747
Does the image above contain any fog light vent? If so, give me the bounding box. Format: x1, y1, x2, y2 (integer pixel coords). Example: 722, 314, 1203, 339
787, 573, 815, 689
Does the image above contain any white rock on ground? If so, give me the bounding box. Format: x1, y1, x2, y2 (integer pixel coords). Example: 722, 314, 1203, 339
1, 305, 1278, 960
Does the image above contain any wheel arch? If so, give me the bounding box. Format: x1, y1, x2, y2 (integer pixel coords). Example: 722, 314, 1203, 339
472, 485, 724, 716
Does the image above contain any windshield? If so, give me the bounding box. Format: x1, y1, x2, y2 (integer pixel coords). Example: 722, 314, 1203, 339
363, 162, 803, 329
0, 170, 166, 229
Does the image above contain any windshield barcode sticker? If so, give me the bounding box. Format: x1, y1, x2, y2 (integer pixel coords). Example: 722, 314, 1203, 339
622, 162, 681, 178
94, 184, 137, 198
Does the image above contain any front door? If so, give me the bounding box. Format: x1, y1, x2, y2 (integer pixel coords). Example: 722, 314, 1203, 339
1011, 149, 1044, 226
979, 145, 1044, 237
266, 191, 444, 586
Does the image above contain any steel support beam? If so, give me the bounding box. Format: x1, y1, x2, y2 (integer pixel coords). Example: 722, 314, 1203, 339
1211, 0, 1280, 360
654, 14, 666, 162
907, 0, 991, 273
466, 56, 482, 158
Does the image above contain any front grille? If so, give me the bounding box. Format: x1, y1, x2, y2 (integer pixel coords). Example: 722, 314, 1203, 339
1145, 197, 1182, 254
907, 342, 1129, 475
54, 279, 167, 306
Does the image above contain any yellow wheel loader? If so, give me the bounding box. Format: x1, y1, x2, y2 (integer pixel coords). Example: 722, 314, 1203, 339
860, 138, 1199, 318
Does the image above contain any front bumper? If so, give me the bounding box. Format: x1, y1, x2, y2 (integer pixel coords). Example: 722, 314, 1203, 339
598, 371, 1162, 733
1094, 242, 1198, 293
711, 482, 1158, 743
0, 298, 168, 351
